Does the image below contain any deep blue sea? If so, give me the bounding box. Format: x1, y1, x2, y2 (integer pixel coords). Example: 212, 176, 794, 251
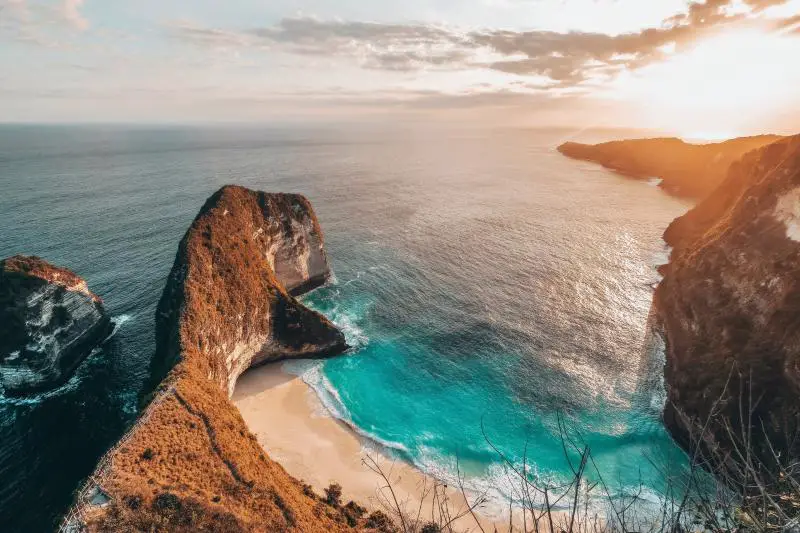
0, 124, 692, 531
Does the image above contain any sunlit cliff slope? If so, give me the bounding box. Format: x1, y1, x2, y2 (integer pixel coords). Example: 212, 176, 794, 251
62, 186, 367, 533
654, 135, 800, 465
558, 135, 783, 198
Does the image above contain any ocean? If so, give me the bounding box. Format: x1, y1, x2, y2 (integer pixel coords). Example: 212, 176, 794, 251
0, 124, 691, 531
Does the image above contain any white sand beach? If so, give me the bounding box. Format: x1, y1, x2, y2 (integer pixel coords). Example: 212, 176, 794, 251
233, 363, 529, 532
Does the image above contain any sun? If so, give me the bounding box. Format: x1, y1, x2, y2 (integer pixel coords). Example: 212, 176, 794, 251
607, 29, 800, 136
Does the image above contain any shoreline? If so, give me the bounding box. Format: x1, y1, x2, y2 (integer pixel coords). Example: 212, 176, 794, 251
233, 362, 527, 532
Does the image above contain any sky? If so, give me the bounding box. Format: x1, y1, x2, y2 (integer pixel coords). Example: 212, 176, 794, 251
1, 0, 799, 134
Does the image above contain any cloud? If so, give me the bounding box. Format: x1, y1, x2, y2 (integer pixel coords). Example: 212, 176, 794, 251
170, 0, 800, 89
253, 17, 458, 47
774, 13, 800, 32
62, 0, 88, 31
464, 0, 798, 84
469, 29, 677, 85
0, 0, 89, 44
169, 23, 254, 47
171, 18, 475, 72
744, 0, 793, 12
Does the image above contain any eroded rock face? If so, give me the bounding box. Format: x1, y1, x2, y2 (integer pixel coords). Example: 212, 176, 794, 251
152, 185, 346, 396
654, 135, 800, 462
65, 186, 354, 533
0, 255, 112, 394
558, 135, 782, 198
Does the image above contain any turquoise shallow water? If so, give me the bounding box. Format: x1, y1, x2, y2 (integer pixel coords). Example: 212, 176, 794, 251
0, 124, 692, 530
298, 255, 687, 510
280, 125, 695, 511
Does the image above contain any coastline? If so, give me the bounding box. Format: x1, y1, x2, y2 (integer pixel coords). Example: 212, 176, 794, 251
233, 362, 526, 532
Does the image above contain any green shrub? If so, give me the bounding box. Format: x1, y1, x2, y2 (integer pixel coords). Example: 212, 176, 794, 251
342, 500, 366, 527
324, 482, 343, 507
365, 510, 395, 532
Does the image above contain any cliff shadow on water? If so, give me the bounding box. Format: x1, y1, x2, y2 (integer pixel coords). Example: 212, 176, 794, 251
0, 329, 131, 532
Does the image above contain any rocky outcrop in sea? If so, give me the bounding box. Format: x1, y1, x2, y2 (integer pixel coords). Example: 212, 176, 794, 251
151, 185, 346, 397
63, 185, 356, 533
0, 255, 112, 395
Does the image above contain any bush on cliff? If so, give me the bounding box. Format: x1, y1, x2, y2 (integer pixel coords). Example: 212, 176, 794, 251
325, 482, 344, 507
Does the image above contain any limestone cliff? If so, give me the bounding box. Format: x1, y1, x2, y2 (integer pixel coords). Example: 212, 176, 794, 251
151, 185, 346, 397
653, 135, 800, 463
63, 186, 357, 533
558, 135, 782, 199
0, 255, 112, 395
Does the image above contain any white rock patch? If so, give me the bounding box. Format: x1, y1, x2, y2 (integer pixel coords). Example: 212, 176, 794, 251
774, 188, 800, 241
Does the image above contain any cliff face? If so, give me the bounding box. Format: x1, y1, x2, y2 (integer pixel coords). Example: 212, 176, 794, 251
151, 186, 346, 396
65, 186, 355, 533
558, 135, 783, 199
0, 255, 112, 395
654, 135, 800, 462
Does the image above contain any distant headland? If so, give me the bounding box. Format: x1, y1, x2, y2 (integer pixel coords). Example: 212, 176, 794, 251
557, 135, 783, 199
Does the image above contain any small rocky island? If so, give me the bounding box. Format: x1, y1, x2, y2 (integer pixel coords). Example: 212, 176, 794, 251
558, 135, 782, 198
64, 185, 360, 532
0, 255, 112, 395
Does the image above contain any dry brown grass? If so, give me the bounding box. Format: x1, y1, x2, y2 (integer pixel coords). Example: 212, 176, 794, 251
81, 370, 367, 532
68, 186, 363, 532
